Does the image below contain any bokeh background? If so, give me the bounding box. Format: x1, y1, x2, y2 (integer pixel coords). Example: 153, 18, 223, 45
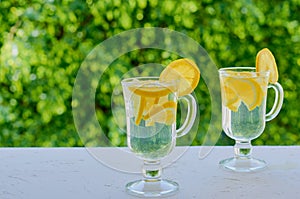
0, 0, 299, 147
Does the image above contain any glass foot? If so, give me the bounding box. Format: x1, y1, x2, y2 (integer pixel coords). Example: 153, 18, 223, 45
219, 157, 267, 172
126, 179, 179, 197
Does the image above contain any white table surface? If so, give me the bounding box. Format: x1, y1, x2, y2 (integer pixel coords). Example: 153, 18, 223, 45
1, 146, 300, 199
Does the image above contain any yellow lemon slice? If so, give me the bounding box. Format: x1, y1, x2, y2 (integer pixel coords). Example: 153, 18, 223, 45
159, 58, 200, 97
144, 101, 177, 126
226, 77, 263, 111
137, 96, 169, 116
220, 83, 240, 111
227, 99, 242, 112
132, 96, 146, 125
256, 48, 278, 83
129, 85, 173, 125
129, 86, 172, 98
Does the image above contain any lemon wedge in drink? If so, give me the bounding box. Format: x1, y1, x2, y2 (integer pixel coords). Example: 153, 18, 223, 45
220, 83, 240, 112
222, 76, 263, 111
129, 85, 172, 125
143, 101, 177, 126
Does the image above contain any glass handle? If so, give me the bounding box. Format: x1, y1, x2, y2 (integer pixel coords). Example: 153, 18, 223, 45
176, 94, 198, 138
266, 82, 284, 122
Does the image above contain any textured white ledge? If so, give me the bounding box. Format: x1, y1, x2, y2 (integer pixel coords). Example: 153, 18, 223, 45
1, 146, 299, 199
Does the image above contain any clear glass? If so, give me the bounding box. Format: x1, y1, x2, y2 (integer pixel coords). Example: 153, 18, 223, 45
122, 77, 197, 197
219, 67, 284, 172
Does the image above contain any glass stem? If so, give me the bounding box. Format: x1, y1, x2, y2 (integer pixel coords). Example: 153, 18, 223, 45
142, 160, 162, 182
234, 140, 252, 159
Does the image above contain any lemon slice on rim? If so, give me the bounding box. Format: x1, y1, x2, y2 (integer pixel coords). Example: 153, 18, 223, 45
256, 48, 278, 84
159, 58, 200, 97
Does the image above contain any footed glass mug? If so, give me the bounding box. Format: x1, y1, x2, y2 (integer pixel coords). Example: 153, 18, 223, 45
122, 77, 197, 197
219, 67, 284, 172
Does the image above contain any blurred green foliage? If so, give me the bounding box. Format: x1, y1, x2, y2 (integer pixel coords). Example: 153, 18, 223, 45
0, 0, 299, 146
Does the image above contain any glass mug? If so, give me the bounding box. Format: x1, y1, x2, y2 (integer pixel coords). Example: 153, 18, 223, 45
122, 77, 197, 197
219, 67, 284, 172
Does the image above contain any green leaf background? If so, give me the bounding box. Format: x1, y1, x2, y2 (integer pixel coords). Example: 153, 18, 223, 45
0, 0, 299, 146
